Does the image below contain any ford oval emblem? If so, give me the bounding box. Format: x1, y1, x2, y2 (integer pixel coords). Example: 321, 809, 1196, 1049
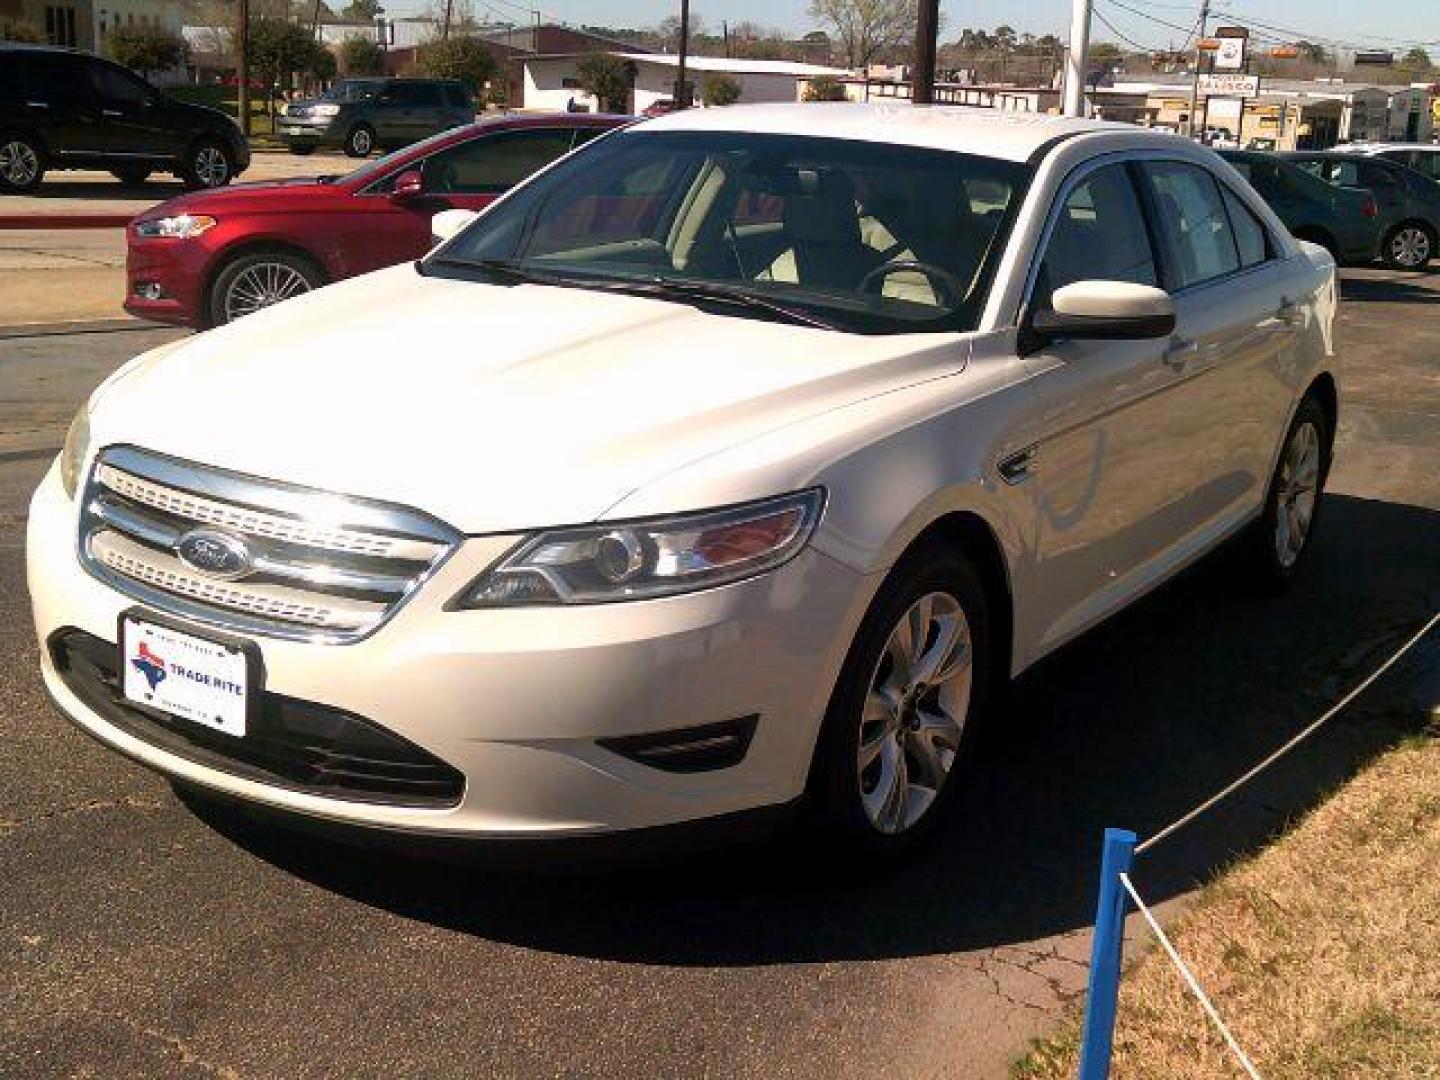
175, 528, 254, 581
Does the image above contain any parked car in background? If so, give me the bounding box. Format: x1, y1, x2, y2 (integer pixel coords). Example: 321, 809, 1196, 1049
125, 113, 625, 327
0, 43, 249, 193
1284, 151, 1440, 269
37, 106, 1339, 858
1218, 150, 1379, 264
1336, 142, 1440, 184
278, 77, 475, 157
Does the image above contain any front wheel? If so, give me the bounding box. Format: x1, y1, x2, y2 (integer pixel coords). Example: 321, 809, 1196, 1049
808, 544, 991, 858
343, 124, 375, 158
1248, 395, 1330, 588
207, 250, 325, 327
0, 134, 45, 192
181, 140, 233, 190
1382, 222, 1435, 270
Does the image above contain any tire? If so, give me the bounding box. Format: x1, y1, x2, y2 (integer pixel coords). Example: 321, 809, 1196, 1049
1381, 221, 1435, 270
1248, 395, 1331, 589
181, 139, 233, 190
807, 543, 992, 859
110, 166, 151, 186
0, 133, 45, 193
206, 249, 325, 327
287, 144, 316, 156
343, 124, 375, 158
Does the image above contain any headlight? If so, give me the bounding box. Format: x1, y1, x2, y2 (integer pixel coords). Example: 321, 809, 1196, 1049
454, 489, 825, 608
134, 214, 217, 239
59, 407, 91, 500
313, 103, 342, 116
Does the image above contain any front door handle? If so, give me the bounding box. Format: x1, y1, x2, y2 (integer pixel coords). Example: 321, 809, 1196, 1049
1162, 337, 1199, 370
101, 108, 123, 117
1276, 297, 1302, 327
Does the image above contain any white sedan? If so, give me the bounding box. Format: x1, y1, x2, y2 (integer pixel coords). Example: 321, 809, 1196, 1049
30, 103, 1337, 856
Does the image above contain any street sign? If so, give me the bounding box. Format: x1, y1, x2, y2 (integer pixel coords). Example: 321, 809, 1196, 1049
1214, 37, 1247, 71
1199, 73, 1260, 99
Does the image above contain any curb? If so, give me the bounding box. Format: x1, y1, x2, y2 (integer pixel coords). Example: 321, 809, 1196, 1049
0, 317, 171, 340
0, 213, 133, 230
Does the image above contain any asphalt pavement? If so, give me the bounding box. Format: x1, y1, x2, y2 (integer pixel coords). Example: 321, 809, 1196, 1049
1, 271, 1437, 1079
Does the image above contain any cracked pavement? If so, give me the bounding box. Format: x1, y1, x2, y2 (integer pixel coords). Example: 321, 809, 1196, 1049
2, 268, 1437, 1078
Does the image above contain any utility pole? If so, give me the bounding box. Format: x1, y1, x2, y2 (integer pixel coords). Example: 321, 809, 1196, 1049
1186, 0, 1211, 137
236, 0, 250, 137
722, 19, 729, 60
1063, 0, 1092, 116
912, 0, 939, 104
441, 0, 453, 39
674, 0, 689, 109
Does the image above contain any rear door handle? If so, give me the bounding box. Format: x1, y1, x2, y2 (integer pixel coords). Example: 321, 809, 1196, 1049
1162, 337, 1200, 370
101, 109, 123, 117
25, 101, 50, 108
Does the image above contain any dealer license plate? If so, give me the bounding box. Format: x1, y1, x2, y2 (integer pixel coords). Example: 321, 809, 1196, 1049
120, 616, 250, 738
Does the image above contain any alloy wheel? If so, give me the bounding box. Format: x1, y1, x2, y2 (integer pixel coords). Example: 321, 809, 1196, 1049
1390, 226, 1431, 268
1274, 420, 1321, 569
0, 140, 39, 186
194, 146, 228, 187
857, 591, 972, 835
223, 262, 313, 321
351, 127, 372, 155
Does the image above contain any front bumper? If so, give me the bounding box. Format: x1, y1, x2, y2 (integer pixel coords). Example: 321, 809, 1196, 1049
277, 116, 343, 148
28, 461, 871, 838
123, 235, 212, 326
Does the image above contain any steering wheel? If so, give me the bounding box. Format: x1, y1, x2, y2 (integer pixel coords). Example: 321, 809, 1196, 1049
859, 259, 966, 308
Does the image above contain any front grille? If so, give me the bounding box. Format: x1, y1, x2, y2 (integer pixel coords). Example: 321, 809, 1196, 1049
50, 628, 465, 808
79, 446, 460, 643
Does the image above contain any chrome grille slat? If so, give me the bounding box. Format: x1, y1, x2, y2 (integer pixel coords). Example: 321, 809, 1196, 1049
79, 447, 461, 643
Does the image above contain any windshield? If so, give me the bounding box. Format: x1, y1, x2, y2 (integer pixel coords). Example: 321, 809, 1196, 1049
429, 130, 1030, 335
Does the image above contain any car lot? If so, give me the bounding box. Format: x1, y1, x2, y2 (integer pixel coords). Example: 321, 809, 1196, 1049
1, 267, 1437, 1078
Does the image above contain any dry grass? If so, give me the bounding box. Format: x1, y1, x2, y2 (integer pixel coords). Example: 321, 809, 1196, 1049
1014, 735, 1440, 1079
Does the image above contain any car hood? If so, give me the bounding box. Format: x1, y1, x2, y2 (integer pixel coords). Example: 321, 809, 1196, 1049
133, 177, 349, 222
91, 264, 970, 533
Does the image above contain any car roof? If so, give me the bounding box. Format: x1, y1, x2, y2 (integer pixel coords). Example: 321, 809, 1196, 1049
637, 102, 1145, 162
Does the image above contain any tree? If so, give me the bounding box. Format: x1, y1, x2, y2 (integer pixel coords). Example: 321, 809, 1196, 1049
657, 12, 705, 52
306, 41, 337, 81
700, 74, 741, 107
808, 0, 917, 69
340, 35, 386, 74
1399, 47, 1433, 75
104, 23, 187, 77
1294, 40, 1328, 64
416, 35, 498, 96
342, 0, 381, 19
576, 53, 632, 112
0, 15, 43, 41
803, 75, 849, 101
246, 17, 320, 113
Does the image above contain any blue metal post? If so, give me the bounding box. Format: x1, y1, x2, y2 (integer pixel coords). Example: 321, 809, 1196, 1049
1077, 828, 1137, 1080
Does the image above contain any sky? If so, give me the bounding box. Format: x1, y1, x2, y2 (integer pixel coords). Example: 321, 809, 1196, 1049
410, 0, 1440, 55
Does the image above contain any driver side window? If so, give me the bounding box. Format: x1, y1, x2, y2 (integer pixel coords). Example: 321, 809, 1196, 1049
1034, 164, 1156, 311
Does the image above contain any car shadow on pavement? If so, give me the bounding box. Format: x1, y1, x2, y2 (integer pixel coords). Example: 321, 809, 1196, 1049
184, 493, 1440, 966
1341, 276, 1440, 304
21, 179, 187, 201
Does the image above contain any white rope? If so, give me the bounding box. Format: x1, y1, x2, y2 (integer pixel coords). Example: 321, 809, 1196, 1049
1134, 611, 1440, 856
1119, 872, 1263, 1080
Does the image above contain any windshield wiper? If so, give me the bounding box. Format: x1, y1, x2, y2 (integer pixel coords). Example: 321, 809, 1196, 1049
425, 257, 571, 287
591, 276, 841, 332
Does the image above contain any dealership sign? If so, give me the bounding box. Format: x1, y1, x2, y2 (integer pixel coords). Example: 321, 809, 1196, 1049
1199, 74, 1261, 99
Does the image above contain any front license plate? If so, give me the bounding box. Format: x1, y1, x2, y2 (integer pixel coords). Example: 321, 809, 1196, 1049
120, 616, 250, 737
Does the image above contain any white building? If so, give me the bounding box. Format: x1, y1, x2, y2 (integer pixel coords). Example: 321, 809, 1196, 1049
522, 52, 851, 113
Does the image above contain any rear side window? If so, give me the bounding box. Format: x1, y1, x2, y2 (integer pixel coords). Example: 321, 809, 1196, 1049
421, 128, 576, 194
0, 57, 21, 100
1220, 187, 1269, 268
443, 84, 470, 110
19, 53, 94, 105
387, 83, 443, 107
1034, 163, 1156, 308
1141, 162, 1241, 290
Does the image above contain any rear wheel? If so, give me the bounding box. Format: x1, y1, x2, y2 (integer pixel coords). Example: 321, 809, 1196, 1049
1382, 222, 1435, 270
809, 543, 991, 859
1248, 395, 1330, 589
110, 166, 151, 186
343, 124, 375, 158
207, 250, 325, 326
0, 134, 45, 192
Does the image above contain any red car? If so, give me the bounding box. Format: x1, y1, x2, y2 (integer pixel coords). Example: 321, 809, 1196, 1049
125, 113, 627, 328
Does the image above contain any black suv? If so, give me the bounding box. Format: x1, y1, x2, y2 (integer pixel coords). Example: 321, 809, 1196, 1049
0, 43, 249, 193
278, 77, 475, 157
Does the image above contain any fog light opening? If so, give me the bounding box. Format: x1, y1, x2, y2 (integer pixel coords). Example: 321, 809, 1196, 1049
598, 715, 759, 774
134, 281, 168, 300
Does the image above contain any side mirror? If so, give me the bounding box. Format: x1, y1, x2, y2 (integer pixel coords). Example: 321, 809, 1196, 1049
1022, 280, 1176, 353
390, 169, 424, 202
430, 208, 478, 246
